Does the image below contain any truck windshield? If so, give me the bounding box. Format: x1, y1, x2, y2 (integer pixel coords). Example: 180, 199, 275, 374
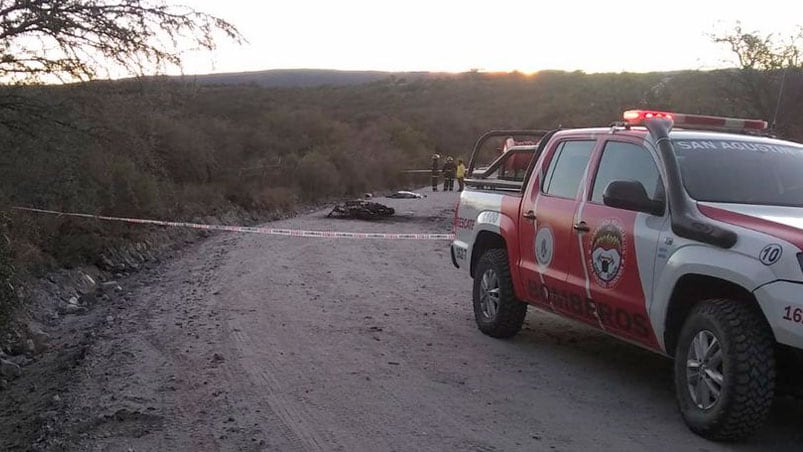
673, 138, 803, 207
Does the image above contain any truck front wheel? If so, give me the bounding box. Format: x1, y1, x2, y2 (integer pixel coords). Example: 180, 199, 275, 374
472, 248, 527, 338
673, 299, 775, 441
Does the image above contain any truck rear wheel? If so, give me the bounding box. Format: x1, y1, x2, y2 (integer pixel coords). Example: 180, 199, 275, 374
673, 299, 775, 441
472, 249, 527, 338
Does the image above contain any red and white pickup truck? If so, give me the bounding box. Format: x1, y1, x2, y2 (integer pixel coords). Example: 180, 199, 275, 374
450, 110, 803, 440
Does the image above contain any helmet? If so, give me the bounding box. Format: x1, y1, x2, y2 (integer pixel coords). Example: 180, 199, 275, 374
447, 156, 454, 161
432, 153, 440, 159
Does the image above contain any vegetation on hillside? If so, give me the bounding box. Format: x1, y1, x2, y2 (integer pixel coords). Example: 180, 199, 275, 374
2, 67, 801, 270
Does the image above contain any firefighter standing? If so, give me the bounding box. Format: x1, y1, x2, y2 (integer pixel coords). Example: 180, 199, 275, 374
442, 156, 457, 191
456, 158, 466, 192
431, 154, 440, 191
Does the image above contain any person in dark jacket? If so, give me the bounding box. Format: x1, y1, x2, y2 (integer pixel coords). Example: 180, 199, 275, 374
431, 154, 440, 191
442, 156, 457, 191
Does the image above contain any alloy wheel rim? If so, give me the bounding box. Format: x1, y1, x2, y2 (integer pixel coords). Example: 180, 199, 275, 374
479, 269, 500, 319
685, 329, 724, 410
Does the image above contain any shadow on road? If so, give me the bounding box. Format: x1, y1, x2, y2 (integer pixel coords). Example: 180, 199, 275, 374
509, 314, 803, 450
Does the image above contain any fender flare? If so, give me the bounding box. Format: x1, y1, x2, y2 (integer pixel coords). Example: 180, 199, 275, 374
469, 211, 519, 278
649, 244, 772, 352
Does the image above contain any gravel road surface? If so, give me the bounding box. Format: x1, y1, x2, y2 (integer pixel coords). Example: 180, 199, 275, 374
10, 190, 802, 451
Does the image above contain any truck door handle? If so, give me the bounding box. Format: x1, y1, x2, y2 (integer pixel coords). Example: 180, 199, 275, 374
522, 210, 536, 220
573, 221, 590, 232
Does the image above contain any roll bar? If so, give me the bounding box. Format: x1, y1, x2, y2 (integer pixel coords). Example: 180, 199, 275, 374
466, 129, 552, 177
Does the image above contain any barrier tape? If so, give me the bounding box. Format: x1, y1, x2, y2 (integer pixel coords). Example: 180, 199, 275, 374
12, 207, 455, 241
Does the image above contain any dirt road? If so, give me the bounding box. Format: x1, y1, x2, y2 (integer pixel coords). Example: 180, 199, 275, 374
12, 190, 803, 451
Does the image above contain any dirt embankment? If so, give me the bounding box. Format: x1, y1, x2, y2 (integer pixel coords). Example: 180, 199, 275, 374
2, 190, 802, 451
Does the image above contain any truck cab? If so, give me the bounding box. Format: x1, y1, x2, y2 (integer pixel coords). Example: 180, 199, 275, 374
451, 110, 803, 441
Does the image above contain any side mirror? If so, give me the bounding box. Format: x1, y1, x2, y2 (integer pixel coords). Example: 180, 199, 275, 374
603, 180, 664, 216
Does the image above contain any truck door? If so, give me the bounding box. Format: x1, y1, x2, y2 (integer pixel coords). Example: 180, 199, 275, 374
518, 138, 597, 315
566, 138, 667, 349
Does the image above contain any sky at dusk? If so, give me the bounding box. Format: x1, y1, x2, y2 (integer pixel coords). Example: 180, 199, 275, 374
177, 0, 801, 75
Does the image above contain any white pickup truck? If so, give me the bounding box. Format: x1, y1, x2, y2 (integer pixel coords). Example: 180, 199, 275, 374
450, 110, 803, 441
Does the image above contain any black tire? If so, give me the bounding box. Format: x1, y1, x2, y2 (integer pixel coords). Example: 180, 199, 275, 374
472, 248, 527, 338
369, 204, 394, 217
673, 299, 775, 441
776, 346, 803, 400
352, 208, 372, 220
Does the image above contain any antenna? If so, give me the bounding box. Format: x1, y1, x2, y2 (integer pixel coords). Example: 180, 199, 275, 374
771, 66, 788, 133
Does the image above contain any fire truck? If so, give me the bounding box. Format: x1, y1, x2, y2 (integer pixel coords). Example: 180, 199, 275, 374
451, 110, 803, 440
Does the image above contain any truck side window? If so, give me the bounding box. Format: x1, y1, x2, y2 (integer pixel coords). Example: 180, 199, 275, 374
591, 141, 663, 205
542, 140, 595, 199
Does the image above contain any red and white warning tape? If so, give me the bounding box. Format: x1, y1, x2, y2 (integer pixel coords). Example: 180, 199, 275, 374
12, 207, 455, 241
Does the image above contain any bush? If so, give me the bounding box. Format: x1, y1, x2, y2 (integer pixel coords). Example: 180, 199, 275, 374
294, 150, 342, 200
254, 187, 297, 211
0, 212, 17, 327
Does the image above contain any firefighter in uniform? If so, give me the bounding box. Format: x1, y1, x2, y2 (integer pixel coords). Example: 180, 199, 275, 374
431, 154, 440, 191
456, 158, 466, 191
442, 156, 457, 191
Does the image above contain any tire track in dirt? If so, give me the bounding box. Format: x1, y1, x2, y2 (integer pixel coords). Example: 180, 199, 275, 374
133, 242, 232, 451
228, 328, 330, 452
218, 199, 505, 451
166, 238, 323, 452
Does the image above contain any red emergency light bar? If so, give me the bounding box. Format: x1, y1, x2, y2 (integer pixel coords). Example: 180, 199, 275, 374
622, 110, 768, 133
500, 136, 539, 153
623, 110, 673, 122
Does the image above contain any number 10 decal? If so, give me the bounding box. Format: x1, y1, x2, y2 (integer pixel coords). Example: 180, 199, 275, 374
759, 244, 782, 266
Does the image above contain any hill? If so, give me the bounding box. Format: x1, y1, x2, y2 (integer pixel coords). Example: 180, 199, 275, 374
169, 68, 457, 87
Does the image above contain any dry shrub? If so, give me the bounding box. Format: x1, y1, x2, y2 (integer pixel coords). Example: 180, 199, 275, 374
294, 151, 342, 200
44, 218, 111, 267
176, 183, 228, 216
8, 238, 50, 275
0, 213, 16, 326
107, 160, 162, 216
223, 182, 296, 212
253, 187, 296, 211
85, 151, 164, 216
152, 115, 218, 183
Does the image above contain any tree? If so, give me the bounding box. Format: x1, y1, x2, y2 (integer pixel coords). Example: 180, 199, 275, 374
714, 24, 801, 71
0, 0, 242, 82
0, 1, 241, 325
712, 23, 803, 137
